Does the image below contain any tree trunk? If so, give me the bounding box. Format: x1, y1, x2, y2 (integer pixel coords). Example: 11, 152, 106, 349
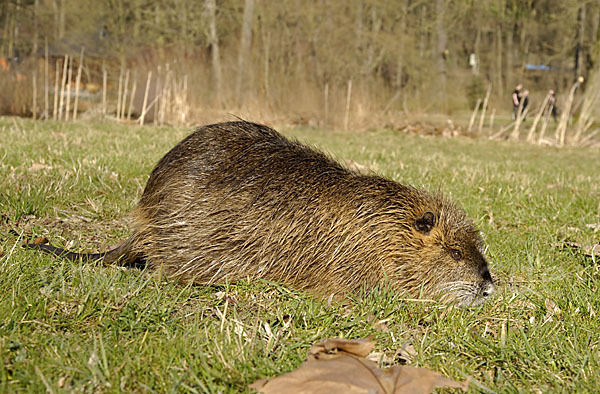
52, 0, 58, 40
52, 0, 65, 40
575, 4, 586, 79
32, 0, 38, 55
133, 4, 141, 40
495, 23, 504, 98
205, 0, 222, 106
356, 1, 363, 53
473, 24, 481, 75
592, 6, 599, 44
505, 22, 513, 86
435, 0, 447, 112
236, 0, 255, 107
395, 0, 407, 98
0, 3, 7, 57
13, 0, 21, 57
58, 0, 65, 39
7, 2, 15, 58
418, 6, 426, 58
262, 28, 270, 100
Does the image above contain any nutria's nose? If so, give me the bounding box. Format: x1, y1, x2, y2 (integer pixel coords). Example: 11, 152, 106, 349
481, 281, 495, 298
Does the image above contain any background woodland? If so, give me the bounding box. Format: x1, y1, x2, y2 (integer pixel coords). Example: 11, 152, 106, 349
1, 0, 599, 133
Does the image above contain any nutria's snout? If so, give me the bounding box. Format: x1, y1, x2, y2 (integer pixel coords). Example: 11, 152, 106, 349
460, 269, 495, 307
481, 282, 494, 298
480, 265, 495, 298
442, 279, 495, 308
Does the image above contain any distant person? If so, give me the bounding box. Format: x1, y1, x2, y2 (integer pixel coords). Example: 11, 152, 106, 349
512, 83, 523, 120
547, 89, 558, 122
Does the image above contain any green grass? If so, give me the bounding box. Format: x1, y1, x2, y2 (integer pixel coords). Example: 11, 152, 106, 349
1, 117, 599, 392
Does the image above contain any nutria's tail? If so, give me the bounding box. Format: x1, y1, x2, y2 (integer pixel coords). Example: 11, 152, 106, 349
23, 238, 144, 267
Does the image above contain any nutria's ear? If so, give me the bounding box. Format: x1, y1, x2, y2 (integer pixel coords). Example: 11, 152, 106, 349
415, 211, 436, 234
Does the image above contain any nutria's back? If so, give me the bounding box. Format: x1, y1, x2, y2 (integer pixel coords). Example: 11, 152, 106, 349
122, 121, 494, 306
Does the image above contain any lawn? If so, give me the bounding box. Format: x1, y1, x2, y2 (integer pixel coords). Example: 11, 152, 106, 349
1, 117, 599, 392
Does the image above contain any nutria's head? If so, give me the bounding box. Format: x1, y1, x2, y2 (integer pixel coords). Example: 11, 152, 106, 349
390, 194, 494, 307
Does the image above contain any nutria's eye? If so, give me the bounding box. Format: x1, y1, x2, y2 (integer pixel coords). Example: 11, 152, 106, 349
450, 249, 462, 261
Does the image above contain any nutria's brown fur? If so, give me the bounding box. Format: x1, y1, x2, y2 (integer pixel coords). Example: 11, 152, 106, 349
27, 121, 494, 306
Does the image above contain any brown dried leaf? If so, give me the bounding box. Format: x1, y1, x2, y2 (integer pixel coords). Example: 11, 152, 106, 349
544, 298, 561, 323
33, 237, 49, 245
22, 237, 48, 246
29, 163, 52, 171
308, 338, 376, 360
372, 318, 391, 332
345, 160, 370, 174
394, 342, 418, 364
582, 243, 600, 258
586, 223, 600, 233
551, 241, 600, 258
250, 338, 468, 394
366, 351, 396, 366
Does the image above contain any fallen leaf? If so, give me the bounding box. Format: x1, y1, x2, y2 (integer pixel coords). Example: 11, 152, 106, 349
584, 244, 600, 258
326, 293, 335, 307
586, 223, 600, 233
366, 352, 396, 366
345, 160, 370, 174
394, 342, 417, 364
484, 207, 494, 226
22, 237, 48, 246
552, 241, 600, 259
250, 338, 468, 393
29, 163, 52, 171
544, 298, 561, 323
372, 318, 391, 332
88, 351, 98, 367
309, 338, 375, 360
33, 237, 49, 245
587, 302, 596, 318
510, 300, 537, 311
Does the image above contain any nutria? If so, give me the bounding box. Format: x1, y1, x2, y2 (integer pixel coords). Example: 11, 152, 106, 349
26, 121, 494, 307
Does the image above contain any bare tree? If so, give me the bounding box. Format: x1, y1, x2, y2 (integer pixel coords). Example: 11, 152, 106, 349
575, 4, 586, 79
436, 0, 447, 111
236, 0, 255, 107
205, 0, 223, 106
